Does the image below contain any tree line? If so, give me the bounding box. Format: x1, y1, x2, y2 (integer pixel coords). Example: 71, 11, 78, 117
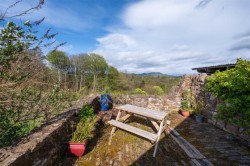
46, 51, 120, 93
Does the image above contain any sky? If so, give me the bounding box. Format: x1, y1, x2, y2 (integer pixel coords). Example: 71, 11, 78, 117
1, 0, 250, 75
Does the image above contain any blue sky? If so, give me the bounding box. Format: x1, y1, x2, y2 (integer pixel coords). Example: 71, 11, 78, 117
1, 0, 250, 75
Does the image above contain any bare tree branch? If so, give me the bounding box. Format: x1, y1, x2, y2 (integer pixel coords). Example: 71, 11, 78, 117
33, 17, 45, 26
1, 0, 22, 20
1, 0, 45, 20
54, 42, 67, 51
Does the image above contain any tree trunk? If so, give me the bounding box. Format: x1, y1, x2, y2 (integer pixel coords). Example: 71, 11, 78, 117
74, 67, 78, 91
58, 70, 61, 83
65, 73, 67, 81
93, 74, 97, 91
64, 72, 67, 89
83, 74, 85, 87
80, 74, 83, 89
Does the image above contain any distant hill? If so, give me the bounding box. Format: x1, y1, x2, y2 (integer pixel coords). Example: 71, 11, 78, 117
133, 72, 175, 77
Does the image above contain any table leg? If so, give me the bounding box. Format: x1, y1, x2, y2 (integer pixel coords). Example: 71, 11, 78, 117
153, 120, 164, 157
164, 120, 171, 135
150, 119, 160, 131
109, 109, 122, 145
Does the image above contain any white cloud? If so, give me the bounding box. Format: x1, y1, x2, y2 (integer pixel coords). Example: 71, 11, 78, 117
97, 34, 137, 50
123, 0, 197, 29
94, 0, 250, 75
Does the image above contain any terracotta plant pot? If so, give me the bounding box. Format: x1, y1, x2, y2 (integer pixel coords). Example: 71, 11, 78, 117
68, 141, 87, 157
180, 110, 190, 117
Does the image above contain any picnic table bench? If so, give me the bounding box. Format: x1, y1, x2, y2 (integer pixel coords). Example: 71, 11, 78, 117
108, 104, 169, 157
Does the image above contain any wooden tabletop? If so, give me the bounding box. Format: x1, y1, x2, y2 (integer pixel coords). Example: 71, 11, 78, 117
115, 104, 168, 120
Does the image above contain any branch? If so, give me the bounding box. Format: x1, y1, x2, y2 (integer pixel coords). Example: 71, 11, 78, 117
53, 42, 67, 51
1, 0, 22, 20
1, 0, 45, 19
33, 17, 45, 26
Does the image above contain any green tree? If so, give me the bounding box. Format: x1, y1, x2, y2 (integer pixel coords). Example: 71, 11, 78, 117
70, 54, 89, 90
0, 21, 38, 77
47, 51, 70, 83
83, 53, 108, 91
105, 66, 120, 91
206, 59, 250, 130
153, 86, 164, 95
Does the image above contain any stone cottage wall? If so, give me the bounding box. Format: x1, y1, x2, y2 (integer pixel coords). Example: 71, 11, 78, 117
180, 74, 250, 142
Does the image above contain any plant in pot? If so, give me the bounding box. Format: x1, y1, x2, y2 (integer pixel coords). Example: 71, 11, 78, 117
180, 90, 192, 117
194, 101, 205, 123
69, 104, 97, 157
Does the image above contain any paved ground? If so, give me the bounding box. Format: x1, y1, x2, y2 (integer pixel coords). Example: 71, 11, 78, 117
58, 112, 250, 166
169, 113, 250, 166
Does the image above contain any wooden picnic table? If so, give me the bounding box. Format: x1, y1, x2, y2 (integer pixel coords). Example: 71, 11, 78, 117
108, 104, 169, 157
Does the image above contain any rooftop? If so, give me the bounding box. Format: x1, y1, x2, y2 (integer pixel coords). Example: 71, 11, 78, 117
192, 63, 236, 74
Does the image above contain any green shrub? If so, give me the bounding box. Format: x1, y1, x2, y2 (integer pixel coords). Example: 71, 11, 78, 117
153, 86, 164, 95
0, 85, 77, 148
133, 88, 147, 95
181, 90, 192, 111
70, 117, 97, 142
79, 104, 95, 122
205, 59, 250, 130
71, 104, 96, 142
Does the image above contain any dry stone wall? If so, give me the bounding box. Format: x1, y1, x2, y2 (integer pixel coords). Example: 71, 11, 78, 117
180, 74, 250, 142
112, 94, 181, 112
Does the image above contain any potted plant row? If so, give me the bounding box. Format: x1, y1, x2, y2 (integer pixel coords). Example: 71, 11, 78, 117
69, 104, 97, 157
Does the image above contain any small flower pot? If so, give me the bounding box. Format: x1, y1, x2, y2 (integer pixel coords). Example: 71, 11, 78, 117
180, 110, 190, 117
195, 115, 205, 123
68, 141, 87, 157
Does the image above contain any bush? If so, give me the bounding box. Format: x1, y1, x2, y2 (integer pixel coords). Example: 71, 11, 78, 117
181, 90, 192, 111
133, 88, 147, 95
79, 104, 95, 122
71, 104, 97, 143
205, 59, 250, 130
70, 117, 97, 143
0, 85, 77, 148
153, 86, 164, 95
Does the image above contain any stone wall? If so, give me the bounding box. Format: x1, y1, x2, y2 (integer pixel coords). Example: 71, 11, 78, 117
180, 74, 250, 142
112, 94, 181, 112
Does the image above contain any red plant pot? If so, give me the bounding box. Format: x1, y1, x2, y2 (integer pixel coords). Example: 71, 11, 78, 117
68, 142, 87, 157
180, 110, 190, 117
